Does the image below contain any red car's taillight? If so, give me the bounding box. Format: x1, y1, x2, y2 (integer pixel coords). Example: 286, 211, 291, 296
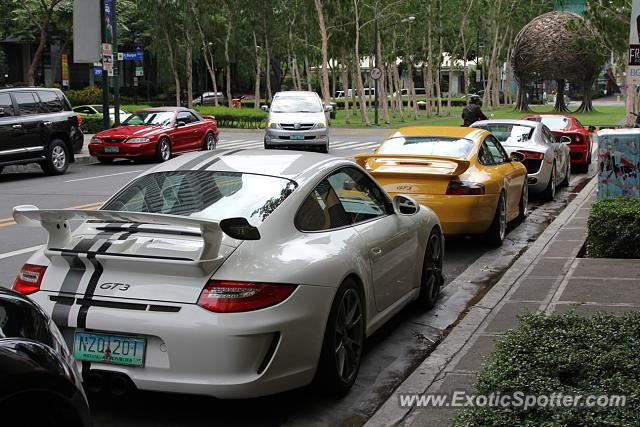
519, 150, 544, 160
446, 181, 485, 195
197, 280, 297, 313
13, 264, 47, 295
76, 113, 83, 126
574, 135, 582, 143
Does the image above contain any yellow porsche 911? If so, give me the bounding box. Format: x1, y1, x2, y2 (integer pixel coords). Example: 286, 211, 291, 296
354, 126, 528, 245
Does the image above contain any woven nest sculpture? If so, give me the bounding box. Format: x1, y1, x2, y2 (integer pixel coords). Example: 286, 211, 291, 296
511, 11, 604, 113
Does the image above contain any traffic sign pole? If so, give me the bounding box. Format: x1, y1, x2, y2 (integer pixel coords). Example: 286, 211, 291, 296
100, 0, 109, 131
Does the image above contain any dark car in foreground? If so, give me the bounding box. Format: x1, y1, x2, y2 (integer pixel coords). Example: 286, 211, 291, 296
0, 287, 91, 426
0, 87, 83, 176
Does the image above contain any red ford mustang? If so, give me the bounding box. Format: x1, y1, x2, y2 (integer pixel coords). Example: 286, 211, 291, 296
522, 114, 593, 172
89, 107, 219, 164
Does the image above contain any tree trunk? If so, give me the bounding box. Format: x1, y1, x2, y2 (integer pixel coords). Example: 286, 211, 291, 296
576, 77, 596, 113
224, 9, 232, 106
515, 78, 530, 112
313, 0, 331, 106
265, 39, 272, 102
186, 45, 193, 108
553, 79, 570, 113
353, 0, 370, 125
193, 4, 219, 106
341, 57, 350, 124
253, 31, 261, 108
376, 28, 390, 124
25, 1, 61, 86
392, 62, 404, 121
164, 30, 181, 107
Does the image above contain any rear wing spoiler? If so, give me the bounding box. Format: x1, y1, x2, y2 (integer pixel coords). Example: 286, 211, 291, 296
13, 205, 259, 261
354, 154, 471, 176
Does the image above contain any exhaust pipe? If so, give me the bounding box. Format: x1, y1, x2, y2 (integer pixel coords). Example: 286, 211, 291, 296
84, 372, 105, 393
109, 374, 132, 396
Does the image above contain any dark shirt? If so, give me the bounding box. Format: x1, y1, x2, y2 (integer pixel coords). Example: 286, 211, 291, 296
462, 104, 488, 126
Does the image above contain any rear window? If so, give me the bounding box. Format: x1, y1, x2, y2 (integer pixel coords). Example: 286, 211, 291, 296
528, 116, 571, 130
103, 171, 297, 227
14, 92, 45, 115
377, 136, 475, 158
473, 124, 534, 145
37, 91, 65, 113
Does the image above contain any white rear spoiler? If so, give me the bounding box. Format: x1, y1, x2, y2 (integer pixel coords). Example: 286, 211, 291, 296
13, 205, 259, 261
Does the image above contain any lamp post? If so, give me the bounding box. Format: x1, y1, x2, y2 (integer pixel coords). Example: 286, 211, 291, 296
374, 15, 415, 126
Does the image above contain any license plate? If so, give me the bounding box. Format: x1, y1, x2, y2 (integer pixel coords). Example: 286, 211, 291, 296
290, 134, 305, 141
104, 146, 119, 153
73, 331, 145, 367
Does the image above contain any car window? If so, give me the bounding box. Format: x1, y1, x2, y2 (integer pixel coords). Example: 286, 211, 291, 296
75, 107, 93, 114
478, 142, 496, 165
542, 126, 555, 144
473, 123, 534, 145
0, 94, 14, 117
103, 171, 297, 227
37, 91, 65, 113
123, 111, 174, 126
484, 136, 508, 163
295, 179, 350, 231
14, 92, 44, 115
176, 111, 196, 124
271, 95, 323, 113
327, 168, 387, 224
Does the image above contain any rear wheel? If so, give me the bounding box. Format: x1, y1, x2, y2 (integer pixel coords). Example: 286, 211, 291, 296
484, 192, 507, 246
560, 160, 571, 187
517, 180, 528, 222
204, 132, 216, 151
41, 139, 69, 175
541, 163, 556, 201
97, 157, 114, 165
417, 229, 444, 310
315, 279, 365, 396
154, 138, 171, 162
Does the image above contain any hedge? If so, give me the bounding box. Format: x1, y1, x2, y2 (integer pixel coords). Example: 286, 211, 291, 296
456, 312, 640, 426
586, 197, 640, 258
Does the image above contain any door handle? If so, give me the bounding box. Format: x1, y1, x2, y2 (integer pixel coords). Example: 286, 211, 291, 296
371, 247, 383, 256
12, 124, 22, 129
42, 121, 52, 126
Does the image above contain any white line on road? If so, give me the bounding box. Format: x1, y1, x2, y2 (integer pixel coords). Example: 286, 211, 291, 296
335, 141, 380, 150
64, 170, 144, 183
0, 245, 42, 260
221, 140, 261, 148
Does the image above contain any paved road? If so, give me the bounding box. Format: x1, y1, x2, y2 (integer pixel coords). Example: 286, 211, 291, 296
0, 129, 597, 426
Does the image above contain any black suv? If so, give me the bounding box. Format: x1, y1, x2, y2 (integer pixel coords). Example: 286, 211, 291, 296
0, 87, 83, 176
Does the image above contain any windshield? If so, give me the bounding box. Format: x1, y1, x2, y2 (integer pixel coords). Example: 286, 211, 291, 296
528, 116, 571, 130
377, 137, 476, 158
123, 111, 174, 126
271, 96, 323, 113
102, 171, 297, 227
474, 124, 534, 145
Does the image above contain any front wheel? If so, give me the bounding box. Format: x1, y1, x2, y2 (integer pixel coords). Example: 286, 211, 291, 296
560, 160, 571, 187
315, 279, 365, 396
484, 192, 507, 246
41, 139, 69, 175
154, 138, 171, 163
417, 229, 444, 310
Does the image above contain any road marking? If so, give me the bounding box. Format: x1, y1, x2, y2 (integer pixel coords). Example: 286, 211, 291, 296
221, 140, 261, 148
0, 245, 43, 260
64, 170, 143, 183
0, 201, 104, 228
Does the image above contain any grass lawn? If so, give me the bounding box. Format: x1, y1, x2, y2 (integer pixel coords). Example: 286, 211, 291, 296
331, 105, 626, 129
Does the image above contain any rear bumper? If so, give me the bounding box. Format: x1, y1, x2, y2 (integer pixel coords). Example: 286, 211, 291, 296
88, 141, 157, 158
568, 145, 589, 164
70, 127, 84, 154
31, 284, 335, 399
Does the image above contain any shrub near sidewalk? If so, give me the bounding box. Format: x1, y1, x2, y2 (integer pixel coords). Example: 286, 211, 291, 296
587, 197, 640, 258
456, 312, 640, 426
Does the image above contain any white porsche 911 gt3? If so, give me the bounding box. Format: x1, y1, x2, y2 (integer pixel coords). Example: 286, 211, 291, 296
12, 149, 443, 398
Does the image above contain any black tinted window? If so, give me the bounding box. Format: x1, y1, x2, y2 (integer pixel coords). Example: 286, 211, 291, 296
295, 179, 350, 231
14, 92, 43, 115
0, 94, 14, 117
38, 91, 65, 113
328, 168, 387, 224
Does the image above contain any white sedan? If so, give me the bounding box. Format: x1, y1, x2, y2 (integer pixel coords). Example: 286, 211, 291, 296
12, 149, 443, 398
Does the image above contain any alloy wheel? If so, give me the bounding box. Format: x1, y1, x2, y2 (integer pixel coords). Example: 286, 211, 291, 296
424, 233, 443, 301
498, 194, 507, 241
52, 145, 66, 170
160, 140, 170, 161
334, 288, 364, 383
206, 134, 216, 150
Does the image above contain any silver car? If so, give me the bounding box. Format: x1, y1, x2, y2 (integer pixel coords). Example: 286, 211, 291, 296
471, 119, 571, 200
262, 91, 332, 153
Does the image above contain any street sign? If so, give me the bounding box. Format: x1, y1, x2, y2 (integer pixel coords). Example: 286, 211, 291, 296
94, 67, 103, 77
102, 54, 113, 71
61, 54, 69, 87
117, 52, 123, 61
133, 77, 139, 87
135, 66, 144, 77
370, 67, 383, 80
123, 51, 144, 61
629, 0, 640, 84
102, 43, 112, 56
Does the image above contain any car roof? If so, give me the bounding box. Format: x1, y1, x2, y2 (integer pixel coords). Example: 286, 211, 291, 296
0, 86, 61, 93
137, 107, 186, 112
598, 128, 640, 136
473, 119, 539, 127
146, 149, 353, 183
524, 114, 572, 119
388, 126, 487, 140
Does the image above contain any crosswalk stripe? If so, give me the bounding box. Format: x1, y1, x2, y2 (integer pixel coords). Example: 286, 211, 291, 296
335, 142, 381, 150
216, 139, 380, 150
219, 139, 246, 144
220, 141, 261, 148
333, 140, 379, 148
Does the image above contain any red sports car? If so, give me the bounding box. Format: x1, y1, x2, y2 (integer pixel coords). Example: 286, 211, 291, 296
89, 107, 219, 164
522, 114, 593, 172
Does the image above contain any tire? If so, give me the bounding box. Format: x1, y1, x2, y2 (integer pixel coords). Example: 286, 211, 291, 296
541, 163, 556, 201
264, 137, 273, 150
484, 192, 507, 246
315, 279, 365, 396
417, 229, 444, 310
560, 160, 571, 187
204, 132, 216, 151
41, 139, 69, 175
317, 143, 329, 154
517, 180, 528, 222
154, 138, 171, 163
97, 157, 114, 165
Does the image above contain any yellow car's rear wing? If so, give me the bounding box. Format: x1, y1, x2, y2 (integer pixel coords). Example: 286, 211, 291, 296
354, 154, 471, 177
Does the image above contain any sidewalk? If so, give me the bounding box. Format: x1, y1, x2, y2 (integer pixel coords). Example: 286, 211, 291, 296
367, 177, 640, 426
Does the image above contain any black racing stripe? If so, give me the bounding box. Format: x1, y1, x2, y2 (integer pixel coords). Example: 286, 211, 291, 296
77, 241, 112, 329
179, 151, 219, 170
197, 148, 245, 170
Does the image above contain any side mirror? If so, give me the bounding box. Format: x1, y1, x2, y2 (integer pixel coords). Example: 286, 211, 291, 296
393, 195, 420, 215
510, 151, 526, 162
176, 121, 186, 127
324, 105, 334, 112
260, 105, 269, 112
560, 136, 572, 144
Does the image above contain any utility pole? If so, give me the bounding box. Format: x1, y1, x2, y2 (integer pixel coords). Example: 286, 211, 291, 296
100, 0, 109, 131
113, 0, 120, 127
374, 6, 379, 126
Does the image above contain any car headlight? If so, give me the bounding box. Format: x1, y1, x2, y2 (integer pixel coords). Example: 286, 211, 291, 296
313, 122, 326, 130
90, 136, 102, 144
126, 137, 151, 143
268, 122, 281, 129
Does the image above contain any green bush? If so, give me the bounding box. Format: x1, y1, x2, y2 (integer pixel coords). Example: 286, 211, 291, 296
81, 117, 107, 134
65, 86, 103, 106
456, 312, 640, 426
587, 197, 640, 258
195, 106, 266, 128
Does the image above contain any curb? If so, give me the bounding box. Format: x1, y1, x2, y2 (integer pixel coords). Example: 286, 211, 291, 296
365, 176, 598, 427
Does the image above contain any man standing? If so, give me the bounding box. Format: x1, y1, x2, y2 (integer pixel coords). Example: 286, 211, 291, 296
462, 95, 488, 126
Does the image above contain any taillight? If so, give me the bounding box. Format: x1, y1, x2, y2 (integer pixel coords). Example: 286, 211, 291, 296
574, 135, 582, 143
76, 113, 83, 126
446, 181, 485, 195
198, 280, 297, 313
13, 264, 47, 295
519, 150, 544, 160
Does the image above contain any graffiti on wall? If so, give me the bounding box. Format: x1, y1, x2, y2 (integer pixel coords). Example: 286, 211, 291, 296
598, 133, 640, 199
